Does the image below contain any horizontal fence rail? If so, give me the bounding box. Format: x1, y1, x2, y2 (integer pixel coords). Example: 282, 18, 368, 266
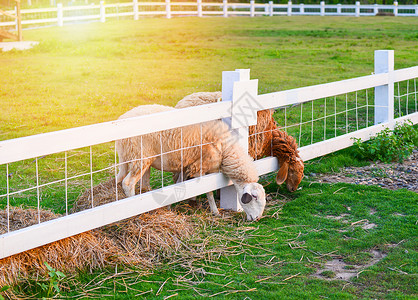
0, 1, 417, 30
0, 101, 232, 165
0, 50, 417, 259
257, 66, 418, 111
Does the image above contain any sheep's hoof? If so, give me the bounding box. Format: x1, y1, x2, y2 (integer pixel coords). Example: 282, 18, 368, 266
122, 187, 135, 198
212, 211, 220, 217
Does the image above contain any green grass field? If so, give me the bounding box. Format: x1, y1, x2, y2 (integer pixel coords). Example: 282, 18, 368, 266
0, 16, 417, 299
1, 16, 417, 139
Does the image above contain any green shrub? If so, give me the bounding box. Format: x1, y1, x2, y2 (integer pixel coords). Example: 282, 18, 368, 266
353, 121, 418, 163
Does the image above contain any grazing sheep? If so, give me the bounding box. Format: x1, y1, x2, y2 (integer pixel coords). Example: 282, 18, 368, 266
116, 104, 266, 221
175, 92, 304, 192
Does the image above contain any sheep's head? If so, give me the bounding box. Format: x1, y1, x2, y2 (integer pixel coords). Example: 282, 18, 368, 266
272, 130, 304, 192
237, 182, 266, 221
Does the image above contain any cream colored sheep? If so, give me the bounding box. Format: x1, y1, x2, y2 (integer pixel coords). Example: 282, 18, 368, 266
175, 92, 304, 192
116, 104, 266, 221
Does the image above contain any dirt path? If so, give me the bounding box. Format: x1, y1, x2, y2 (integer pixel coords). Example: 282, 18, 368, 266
310, 150, 417, 192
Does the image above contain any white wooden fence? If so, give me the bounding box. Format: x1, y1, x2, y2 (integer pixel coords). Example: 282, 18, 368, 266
0, 50, 417, 259
0, 1, 417, 30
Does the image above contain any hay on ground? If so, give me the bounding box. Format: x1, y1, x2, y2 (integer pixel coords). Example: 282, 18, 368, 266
0, 207, 58, 234
71, 178, 144, 213
0, 179, 195, 298
0, 207, 129, 293
74, 178, 195, 262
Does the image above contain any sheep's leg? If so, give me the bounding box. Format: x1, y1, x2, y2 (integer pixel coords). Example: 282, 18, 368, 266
173, 172, 182, 184
207, 191, 220, 216
140, 167, 151, 193
116, 161, 129, 184
122, 158, 154, 197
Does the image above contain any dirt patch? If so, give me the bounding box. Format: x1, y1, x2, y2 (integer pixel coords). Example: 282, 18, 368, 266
361, 223, 377, 230
313, 249, 387, 281
310, 150, 418, 192
323, 214, 350, 221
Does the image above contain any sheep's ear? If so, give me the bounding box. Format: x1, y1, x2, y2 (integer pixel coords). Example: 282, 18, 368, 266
276, 161, 289, 185
241, 193, 253, 204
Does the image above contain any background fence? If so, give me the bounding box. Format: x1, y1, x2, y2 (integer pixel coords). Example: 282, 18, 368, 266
0, 50, 417, 259
0, 0, 417, 31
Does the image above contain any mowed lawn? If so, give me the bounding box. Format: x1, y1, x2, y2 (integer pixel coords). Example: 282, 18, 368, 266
0, 16, 417, 299
1, 16, 417, 139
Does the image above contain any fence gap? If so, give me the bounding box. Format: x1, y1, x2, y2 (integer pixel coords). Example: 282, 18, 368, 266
180, 128, 184, 183
114, 144, 118, 201
406, 79, 409, 115
324, 98, 327, 141
160, 132, 164, 188
140, 136, 143, 194
6, 164, 10, 232
36, 157, 40, 223
311, 101, 314, 145
299, 103, 303, 146
334, 96, 337, 137
90, 146, 94, 208
65, 151, 68, 215
355, 91, 359, 130
200, 123, 203, 177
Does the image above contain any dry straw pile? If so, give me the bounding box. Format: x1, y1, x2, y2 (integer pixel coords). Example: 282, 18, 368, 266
0, 179, 196, 298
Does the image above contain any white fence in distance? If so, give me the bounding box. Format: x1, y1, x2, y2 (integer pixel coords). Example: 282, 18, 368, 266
0, 0, 417, 30
0, 50, 417, 259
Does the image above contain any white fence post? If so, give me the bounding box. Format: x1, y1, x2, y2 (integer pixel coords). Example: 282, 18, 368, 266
14, 6, 17, 31
337, 3, 341, 15
374, 3, 378, 15
355, 1, 360, 17
133, 0, 139, 20
287, 1, 292, 16
100, 1, 105, 22
57, 3, 63, 26
416, 4, 418, 17
269, 1, 273, 16
197, 0, 202, 17
250, 0, 255, 17
393, 1, 398, 16
220, 69, 258, 212
320, 1, 325, 16
166, 0, 171, 19
374, 50, 394, 125
300, 3, 304, 15
223, 0, 228, 17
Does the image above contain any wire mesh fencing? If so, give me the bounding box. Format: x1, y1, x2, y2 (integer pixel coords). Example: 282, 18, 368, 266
1, 61, 417, 259
395, 78, 418, 118
0, 121, 226, 235
249, 88, 376, 159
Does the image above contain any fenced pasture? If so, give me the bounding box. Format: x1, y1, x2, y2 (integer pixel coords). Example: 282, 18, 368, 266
0, 17, 417, 298
0, 50, 417, 259
0, 0, 417, 32
1, 17, 417, 139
